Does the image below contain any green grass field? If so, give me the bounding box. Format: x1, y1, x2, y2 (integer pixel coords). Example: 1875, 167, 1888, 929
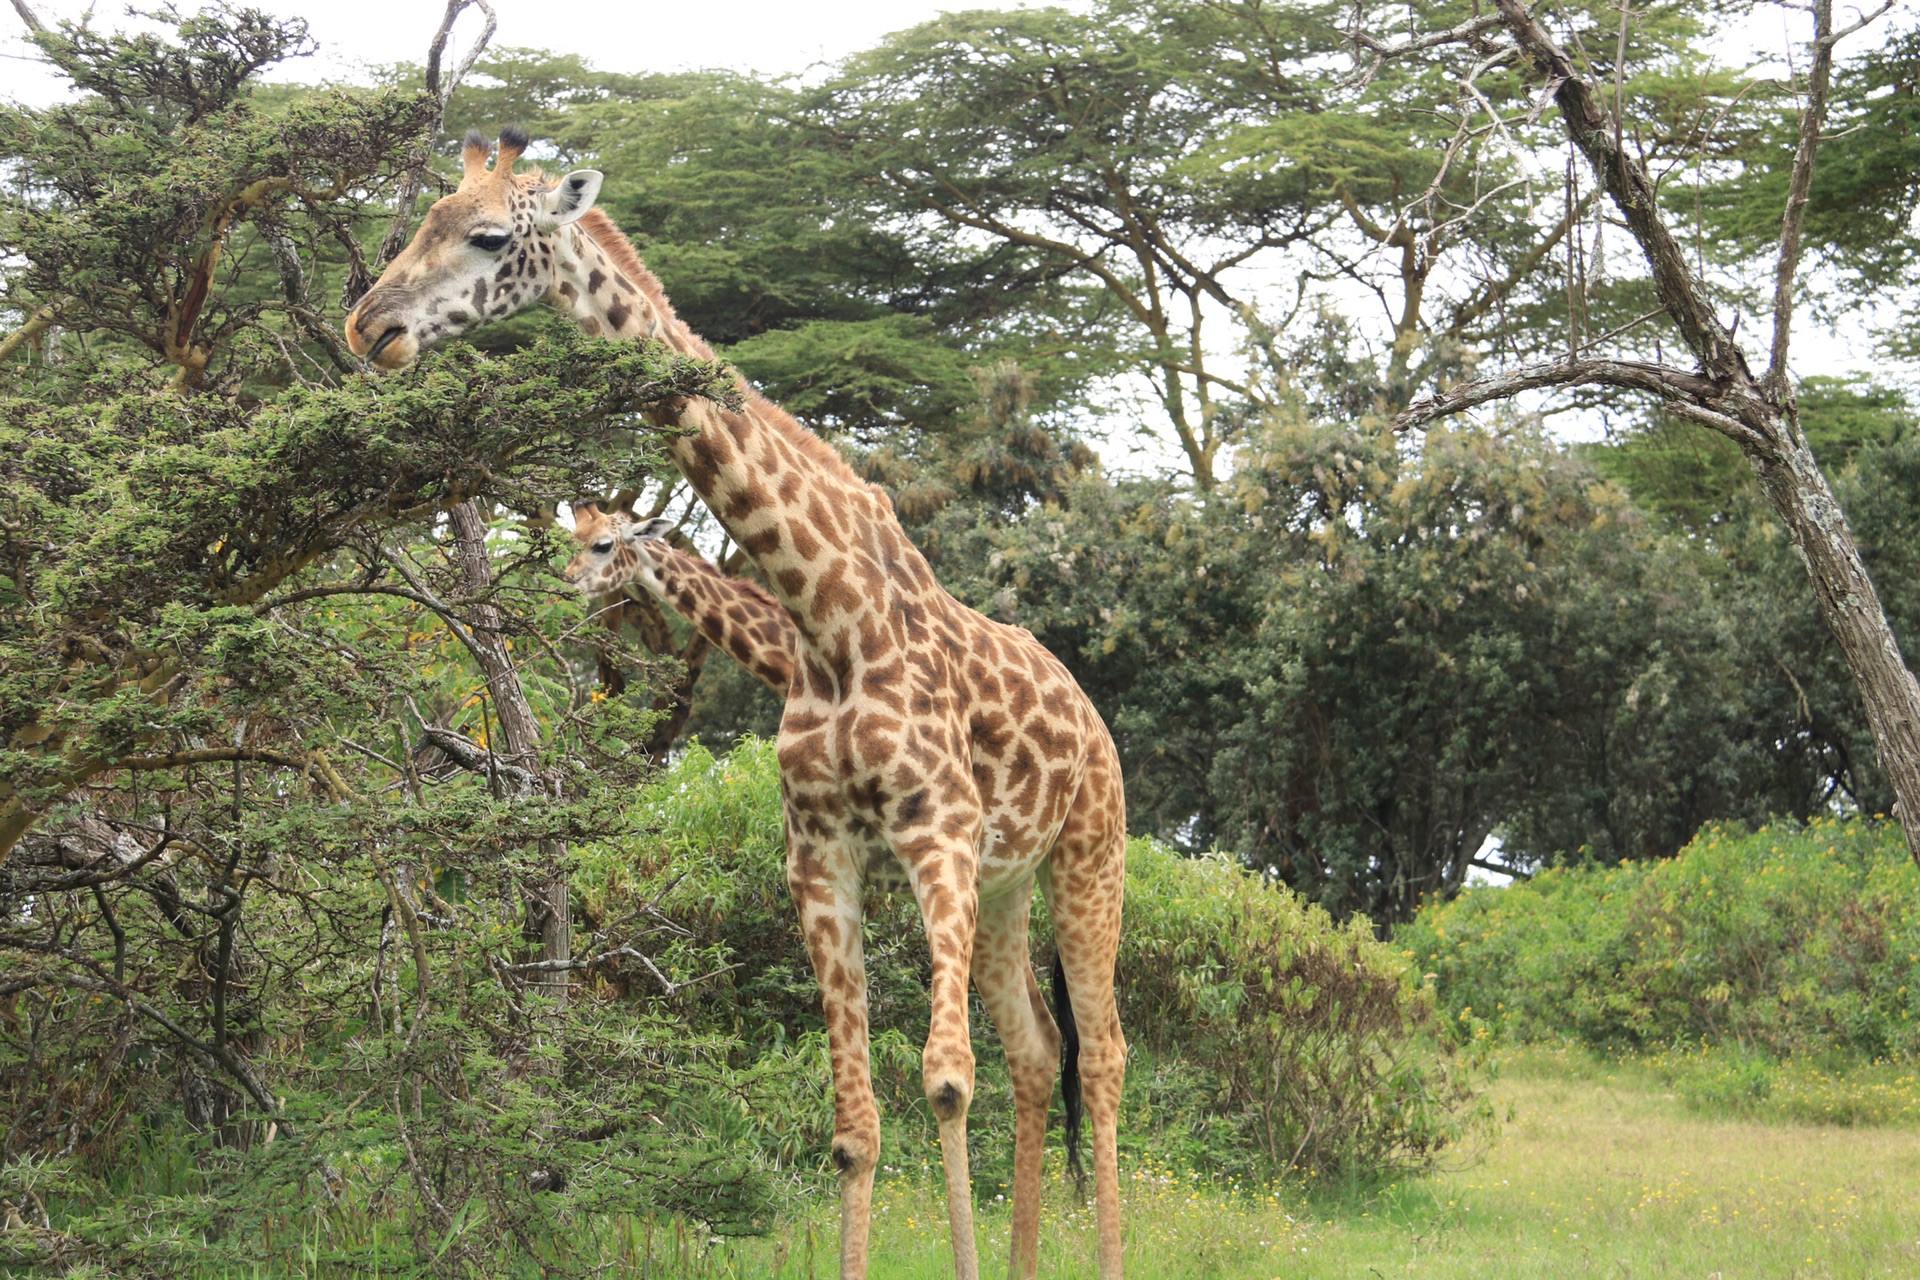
675, 1050, 1920, 1280
165, 1048, 1920, 1277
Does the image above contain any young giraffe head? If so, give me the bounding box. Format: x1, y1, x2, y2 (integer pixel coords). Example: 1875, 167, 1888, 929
344, 127, 604, 368
562, 503, 675, 597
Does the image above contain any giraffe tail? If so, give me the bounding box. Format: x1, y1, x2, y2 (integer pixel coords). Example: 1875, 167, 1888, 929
1050, 950, 1085, 1196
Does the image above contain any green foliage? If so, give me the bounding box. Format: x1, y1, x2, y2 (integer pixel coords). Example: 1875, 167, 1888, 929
799, 0, 1342, 478
1401, 819, 1920, 1060
1118, 840, 1493, 1180
1693, 16, 1920, 296
938, 403, 1810, 921
1635, 1045, 1920, 1126
0, 322, 729, 819
448, 62, 1071, 444
9, 2, 1920, 1270
0, 6, 433, 386
1585, 378, 1913, 536
0, 13, 765, 1273
1583, 382, 1920, 815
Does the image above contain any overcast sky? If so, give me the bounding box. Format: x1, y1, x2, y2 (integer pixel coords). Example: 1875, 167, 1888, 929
2, 0, 1074, 103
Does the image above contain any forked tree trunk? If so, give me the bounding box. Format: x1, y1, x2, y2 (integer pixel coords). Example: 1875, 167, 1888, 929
1388, 0, 1920, 864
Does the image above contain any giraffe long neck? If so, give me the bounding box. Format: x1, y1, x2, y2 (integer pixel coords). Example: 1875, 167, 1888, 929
649, 548, 796, 695
551, 211, 941, 660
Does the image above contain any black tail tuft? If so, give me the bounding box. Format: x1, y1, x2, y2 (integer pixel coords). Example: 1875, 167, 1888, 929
1051, 950, 1085, 1196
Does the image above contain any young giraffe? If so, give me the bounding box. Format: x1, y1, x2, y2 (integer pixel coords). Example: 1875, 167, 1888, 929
563, 504, 794, 694
345, 129, 1128, 1280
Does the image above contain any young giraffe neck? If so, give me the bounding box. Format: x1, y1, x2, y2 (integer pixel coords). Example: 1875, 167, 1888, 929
549, 211, 939, 663
643, 545, 797, 694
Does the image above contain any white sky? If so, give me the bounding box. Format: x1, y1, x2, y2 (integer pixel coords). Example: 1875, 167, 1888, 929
1, 0, 1072, 100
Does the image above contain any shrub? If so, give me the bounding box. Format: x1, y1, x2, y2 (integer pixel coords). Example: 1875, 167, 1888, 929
1116, 843, 1492, 1180
1400, 818, 1920, 1059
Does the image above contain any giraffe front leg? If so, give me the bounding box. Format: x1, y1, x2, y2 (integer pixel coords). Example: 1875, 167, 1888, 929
786, 830, 879, 1280
902, 833, 983, 1280
973, 884, 1060, 1280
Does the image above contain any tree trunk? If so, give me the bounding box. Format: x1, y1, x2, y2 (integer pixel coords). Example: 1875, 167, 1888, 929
1747, 430, 1920, 845
1389, 0, 1920, 865
445, 502, 570, 1007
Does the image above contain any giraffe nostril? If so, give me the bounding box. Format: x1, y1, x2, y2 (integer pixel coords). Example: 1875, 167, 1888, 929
367, 326, 407, 362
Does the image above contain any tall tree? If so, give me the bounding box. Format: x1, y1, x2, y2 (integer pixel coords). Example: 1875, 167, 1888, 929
803, 0, 1343, 488
1362, 0, 1920, 864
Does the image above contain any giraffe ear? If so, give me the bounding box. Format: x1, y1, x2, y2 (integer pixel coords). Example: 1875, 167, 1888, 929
630, 516, 675, 543
544, 170, 603, 227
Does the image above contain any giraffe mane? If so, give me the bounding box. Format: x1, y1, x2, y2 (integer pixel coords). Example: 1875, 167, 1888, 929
573, 208, 875, 497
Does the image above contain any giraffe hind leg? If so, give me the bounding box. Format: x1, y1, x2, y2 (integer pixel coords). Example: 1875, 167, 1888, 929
1047, 825, 1127, 1280
973, 885, 1060, 1280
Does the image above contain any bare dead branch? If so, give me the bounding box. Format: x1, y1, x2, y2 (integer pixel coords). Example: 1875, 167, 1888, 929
410, 720, 542, 794
1767, 0, 1840, 392
1829, 0, 1895, 45
1346, 12, 1507, 61
0, 302, 60, 363
360, 0, 498, 298
1395, 355, 1762, 446
426, 0, 498, 103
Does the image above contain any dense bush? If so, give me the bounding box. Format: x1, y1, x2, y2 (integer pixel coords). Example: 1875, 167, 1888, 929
1401, 819, 1920, 1060
1117, 843, 1492, 1179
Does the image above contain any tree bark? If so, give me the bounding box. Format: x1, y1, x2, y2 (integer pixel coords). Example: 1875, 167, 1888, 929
1747, 431, 1920, 838
445, 502, 570, 1006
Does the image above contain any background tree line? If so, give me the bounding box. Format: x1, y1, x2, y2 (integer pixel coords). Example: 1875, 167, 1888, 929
1, 0, 1917, 1269
442, 0, 1919, 916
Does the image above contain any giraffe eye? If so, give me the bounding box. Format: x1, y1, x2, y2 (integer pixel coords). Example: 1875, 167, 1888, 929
469, 232, 511, 252
592, 540, 614, 554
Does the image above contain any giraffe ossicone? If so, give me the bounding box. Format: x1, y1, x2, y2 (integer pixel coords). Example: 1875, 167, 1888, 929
348, 131, 1130, 1280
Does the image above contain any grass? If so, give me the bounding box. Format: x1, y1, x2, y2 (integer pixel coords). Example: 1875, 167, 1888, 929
664, 1047, 1920, 1280
146, 1047, 1920, 1276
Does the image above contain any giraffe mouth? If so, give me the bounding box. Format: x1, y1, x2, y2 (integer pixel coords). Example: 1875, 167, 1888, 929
366, 326, 408, 364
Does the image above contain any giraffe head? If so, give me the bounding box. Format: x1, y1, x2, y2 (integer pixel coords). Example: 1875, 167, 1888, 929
344, 127, 604, 368
563, 504, 675, 597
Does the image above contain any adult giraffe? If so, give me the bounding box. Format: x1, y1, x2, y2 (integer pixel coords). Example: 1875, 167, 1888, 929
345, 129, 1128, 1280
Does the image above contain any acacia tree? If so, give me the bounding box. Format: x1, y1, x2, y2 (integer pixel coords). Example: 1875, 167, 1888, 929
0, 8, 773, 1266
1355, 0, 1920, 863
804, 0, 1343, 488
